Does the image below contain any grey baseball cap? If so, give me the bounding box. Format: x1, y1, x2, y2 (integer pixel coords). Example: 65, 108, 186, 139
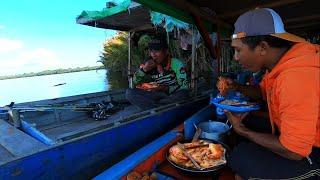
232, 8, 305, 42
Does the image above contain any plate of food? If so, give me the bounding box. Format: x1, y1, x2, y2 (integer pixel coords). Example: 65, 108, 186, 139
211, 97, 260, 113
136, 82, 159, 91
167, 140, 228, 173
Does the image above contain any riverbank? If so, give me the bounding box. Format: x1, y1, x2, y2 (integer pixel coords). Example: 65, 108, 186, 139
0, 66, 105, 80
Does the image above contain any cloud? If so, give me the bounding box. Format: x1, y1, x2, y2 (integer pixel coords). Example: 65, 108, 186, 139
19, 48, 62, 69
0, 38, 23, 53
21, 48, 57, 61
0, 48, 63, 76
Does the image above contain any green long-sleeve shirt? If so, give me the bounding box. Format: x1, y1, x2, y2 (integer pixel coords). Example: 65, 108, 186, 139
133, 58, 189, 94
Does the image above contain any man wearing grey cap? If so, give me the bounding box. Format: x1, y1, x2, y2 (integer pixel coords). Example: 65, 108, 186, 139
220, 8, 319, 179
126, 36, 189, 110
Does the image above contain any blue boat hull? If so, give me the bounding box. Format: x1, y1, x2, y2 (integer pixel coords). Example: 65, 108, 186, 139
95, 104, 219, 179
0, 97, 208, 180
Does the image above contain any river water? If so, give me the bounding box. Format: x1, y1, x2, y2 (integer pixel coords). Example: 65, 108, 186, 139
0, 70, 128, 106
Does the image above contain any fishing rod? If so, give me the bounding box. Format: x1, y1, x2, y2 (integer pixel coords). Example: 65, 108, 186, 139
1, 103, 96, 112
12, 106, 95, 112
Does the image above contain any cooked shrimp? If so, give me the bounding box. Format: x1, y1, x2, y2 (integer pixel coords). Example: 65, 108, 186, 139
168, 141, 226, 169
208, 144, 223, 159
169, 145, 188, 160
217, 77, 229, 96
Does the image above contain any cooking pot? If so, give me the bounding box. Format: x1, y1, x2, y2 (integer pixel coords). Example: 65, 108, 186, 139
196, 120, 231, 143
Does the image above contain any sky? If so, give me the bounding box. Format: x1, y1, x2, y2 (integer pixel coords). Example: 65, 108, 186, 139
0, 0, 116, 76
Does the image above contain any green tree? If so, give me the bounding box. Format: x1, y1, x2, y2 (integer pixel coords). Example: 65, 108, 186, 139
99, 32, 154, 77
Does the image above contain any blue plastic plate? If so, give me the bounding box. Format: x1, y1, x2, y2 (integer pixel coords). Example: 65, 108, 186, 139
210, 97, 260, 113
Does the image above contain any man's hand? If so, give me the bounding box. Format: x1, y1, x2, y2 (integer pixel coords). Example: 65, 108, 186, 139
142, 59, 157, 72
217, 77, 263, 100
217, 77, 239, 96
224, 111, 249, 136
151, 85, 168, 93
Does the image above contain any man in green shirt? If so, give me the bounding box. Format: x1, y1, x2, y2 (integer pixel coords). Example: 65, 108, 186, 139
126, 36, 189, 110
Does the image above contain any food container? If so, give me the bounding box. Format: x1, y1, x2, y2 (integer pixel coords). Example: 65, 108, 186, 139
166, 139, 230, 176
197, 121, 231, 143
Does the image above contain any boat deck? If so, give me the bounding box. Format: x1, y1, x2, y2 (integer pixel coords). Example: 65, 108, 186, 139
0, 89, 211, 179
40, 105, 140, 142
0, 119, 47, 164
0, 102, 141, 165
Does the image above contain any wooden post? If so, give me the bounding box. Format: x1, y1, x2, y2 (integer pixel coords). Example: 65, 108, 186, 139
12, 109, 21, 128
216, 29, 222, 74
128, 31, 134, 88
192, 14, 216, 60
191, 26, 197, 95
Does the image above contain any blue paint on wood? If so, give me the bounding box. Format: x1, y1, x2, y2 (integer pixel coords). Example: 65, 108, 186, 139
0, 98, 207, 180
94, 131, 178, 180
21, 121, 55, 146
0, 119, 46, 159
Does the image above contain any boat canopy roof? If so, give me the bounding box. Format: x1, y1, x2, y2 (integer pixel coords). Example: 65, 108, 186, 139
77, 0, 319, 35
140, 0, 319, 35
76, 0, 215, 32
76, 1, 154, 32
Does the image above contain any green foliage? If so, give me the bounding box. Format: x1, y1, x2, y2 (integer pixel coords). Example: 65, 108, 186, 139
100, 32, 191, 78
100, 32, 148, 75
99, 32, 129, 73
168, 39, 183, 59
137, 34, 152, 60
106, 71, 129, 90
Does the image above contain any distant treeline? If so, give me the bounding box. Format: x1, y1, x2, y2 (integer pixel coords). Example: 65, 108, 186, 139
0, 66, 105, 80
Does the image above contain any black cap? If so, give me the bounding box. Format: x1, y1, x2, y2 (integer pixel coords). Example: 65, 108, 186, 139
148, 36, 168, 50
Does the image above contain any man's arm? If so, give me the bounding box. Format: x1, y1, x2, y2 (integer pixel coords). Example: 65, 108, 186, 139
241, 128, 303, 160
132, 69, 151, 86
133, 60, 156, 86
225, 112, 303, 160
236, 84, 263, 100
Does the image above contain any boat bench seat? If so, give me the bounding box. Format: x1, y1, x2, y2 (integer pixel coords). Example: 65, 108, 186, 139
0, 119, 47, 164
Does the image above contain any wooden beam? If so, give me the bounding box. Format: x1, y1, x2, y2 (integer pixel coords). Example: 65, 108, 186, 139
130, 24, 154, 32
168, 0, 232, 29
284, 15, 320, 23
286, 21, 320, 30
191, 26, 197, 95
128, 32, 134, 89
291, 28, 320, 35
192, 13, 216, 59
219, 0, 304, 18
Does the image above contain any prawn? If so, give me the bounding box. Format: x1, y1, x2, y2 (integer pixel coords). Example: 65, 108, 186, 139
217, 77, 229, 96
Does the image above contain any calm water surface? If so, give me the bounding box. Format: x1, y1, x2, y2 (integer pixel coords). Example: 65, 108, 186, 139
0, 70, 128, 106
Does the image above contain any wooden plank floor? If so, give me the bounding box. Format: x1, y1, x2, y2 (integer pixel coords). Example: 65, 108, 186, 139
41, 105, 140, 142
0, 144, 15, 164
0, 119, 47, 164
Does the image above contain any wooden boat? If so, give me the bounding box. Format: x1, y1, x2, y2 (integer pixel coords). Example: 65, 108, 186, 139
1, 0, 318, 179
0, 1, 214, 179
0, 90, 210, 179
0, 2, 216, 179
